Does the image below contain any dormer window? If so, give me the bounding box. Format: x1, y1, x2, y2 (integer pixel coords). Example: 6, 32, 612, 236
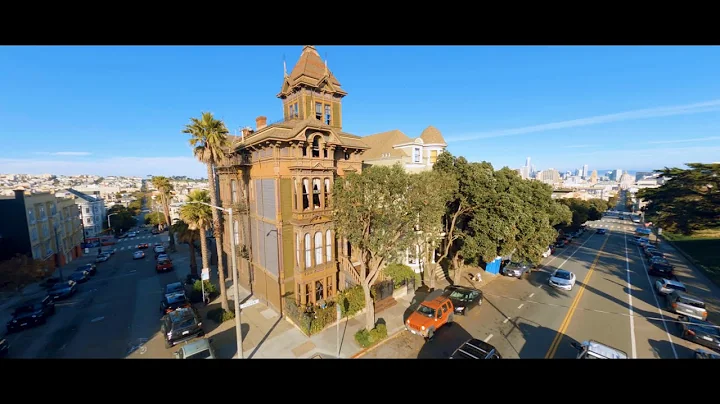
413, 147, 421, 163
312, 136, 321, 158
289, 102, 299, 119
315, 102, 322, 120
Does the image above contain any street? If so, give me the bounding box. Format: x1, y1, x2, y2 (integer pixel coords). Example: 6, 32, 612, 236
1, 227, 192, 359
362, 213, 720, 359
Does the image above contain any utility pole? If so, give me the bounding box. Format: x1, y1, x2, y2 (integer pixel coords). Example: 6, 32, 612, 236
53, 225, 64, 281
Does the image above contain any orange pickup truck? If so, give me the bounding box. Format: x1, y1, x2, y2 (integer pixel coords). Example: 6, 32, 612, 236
405, 293, 454, 340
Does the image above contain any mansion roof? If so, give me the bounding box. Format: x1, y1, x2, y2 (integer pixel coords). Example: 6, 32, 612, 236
360, 126, 447, 161
233, 117, 369, 151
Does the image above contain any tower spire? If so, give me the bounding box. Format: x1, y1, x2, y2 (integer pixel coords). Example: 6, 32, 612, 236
283, 54, 288, 77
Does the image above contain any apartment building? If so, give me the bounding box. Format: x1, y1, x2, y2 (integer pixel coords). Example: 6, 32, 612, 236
0, 189, 83, 268
63, 189, 106, 238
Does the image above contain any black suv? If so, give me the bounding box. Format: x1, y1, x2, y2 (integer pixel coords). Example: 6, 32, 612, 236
442, 285, 482, 315
649, 261, 674, 278
76, 263, 96, 276
161, 307, 204, 348
160, 292, 191, 315
6, 296, 56, 333
450, 338, 502, 359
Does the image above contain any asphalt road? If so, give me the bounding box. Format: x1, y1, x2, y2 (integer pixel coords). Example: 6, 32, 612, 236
364, 212, 720, 359
2, 226, 193, 359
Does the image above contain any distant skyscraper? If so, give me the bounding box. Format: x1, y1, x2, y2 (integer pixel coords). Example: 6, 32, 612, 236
615, 169, 622, 182
582, 164, 589, 179
590, 170, 598, 184
525, 157, 531, 168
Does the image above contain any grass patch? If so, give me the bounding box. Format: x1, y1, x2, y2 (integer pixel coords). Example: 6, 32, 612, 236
663, 230, 720, 286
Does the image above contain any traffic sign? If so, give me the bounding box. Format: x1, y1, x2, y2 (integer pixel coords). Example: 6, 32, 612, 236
240, 298, 259, 309
201, 268, 210, 281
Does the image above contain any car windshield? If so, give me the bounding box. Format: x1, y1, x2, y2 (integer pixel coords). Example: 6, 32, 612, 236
166, 293, 186, 304
554, 271, 572, 280
185, 349, 212, 359
166, 283, 183, 293
449, 290, 472, 301
15, 303, 41, 313
78, 264, 91, 270
416, 304, 436, 318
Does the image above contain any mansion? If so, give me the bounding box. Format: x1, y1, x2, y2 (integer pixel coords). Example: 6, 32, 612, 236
215, 46, 447, 313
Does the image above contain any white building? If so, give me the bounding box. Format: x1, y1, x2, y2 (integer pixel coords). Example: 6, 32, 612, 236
61, 188, 107, 238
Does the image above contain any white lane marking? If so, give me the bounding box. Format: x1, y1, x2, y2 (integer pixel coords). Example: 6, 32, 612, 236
636, 243, 678, 359
528, 293, 535, 298
503, 318, 510, 324
484, 334, 493, 342
623, 233, 638, 358
537, 284, 543, 288
517, 303, 524, 309
91, 316, 105, 323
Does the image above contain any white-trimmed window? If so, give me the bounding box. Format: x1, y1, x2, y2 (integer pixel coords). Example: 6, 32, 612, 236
325, 230, 332, 262
304, 233, 312, 268
231, 180, 237, 203
312, 178, 321, 209
28, 209, 36, 223
314, 232, 323, 265
324, 178, 330, 208
413, 147, 421, 163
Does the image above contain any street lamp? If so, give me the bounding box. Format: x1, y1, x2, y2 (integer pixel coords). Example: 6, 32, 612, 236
108, 213, 119, 232
187, 200, 243, 359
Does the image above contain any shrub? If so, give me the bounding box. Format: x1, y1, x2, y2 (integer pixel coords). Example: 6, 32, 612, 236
283, 297, 338, 335
354, 323, 389, 348
383, 263, 416, 289
189, 280, 218, 303
207, 307, 235, 324
308, 304, 338, 335
336, 285, 365, 317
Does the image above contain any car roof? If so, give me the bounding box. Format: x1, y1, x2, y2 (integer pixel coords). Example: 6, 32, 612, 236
167, 307, 194, 322
584, 340, 628, 359
661, 279, 685, 287
451, 339, 496, 358
674, 291, 704, 303
180, 338, 212, 355
15, 297, 46, 308
554, 269, 571, 276
421, 291, 450, 309
444, 285, 479, 294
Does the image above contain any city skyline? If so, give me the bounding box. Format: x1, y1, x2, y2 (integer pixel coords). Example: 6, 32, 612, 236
2, 46, 720, 176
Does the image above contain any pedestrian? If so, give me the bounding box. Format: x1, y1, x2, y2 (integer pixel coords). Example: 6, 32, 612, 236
475, 272, 482, 283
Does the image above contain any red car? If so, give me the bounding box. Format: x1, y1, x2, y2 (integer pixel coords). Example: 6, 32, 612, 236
156, 258, 174, 273
137, 243, 149, 249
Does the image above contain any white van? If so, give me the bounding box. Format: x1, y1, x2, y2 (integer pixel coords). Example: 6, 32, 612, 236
571, 340, 627, 359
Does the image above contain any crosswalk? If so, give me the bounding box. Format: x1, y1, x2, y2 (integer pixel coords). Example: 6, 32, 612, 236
113, 234, 166, 251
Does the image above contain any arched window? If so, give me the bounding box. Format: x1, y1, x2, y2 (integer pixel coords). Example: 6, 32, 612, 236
315, 280, 324, 301
312, 178, 321, 209
302, 179, 310, 210
325, 229, 332, 262
312, 136, 321, 158
324, 178, 330, 208
231, 180, 237, 203
304, 233, 311, 268
314, 232, 323, 265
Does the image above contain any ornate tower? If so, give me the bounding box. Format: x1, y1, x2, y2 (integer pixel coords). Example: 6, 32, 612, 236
277, 45, 347, 130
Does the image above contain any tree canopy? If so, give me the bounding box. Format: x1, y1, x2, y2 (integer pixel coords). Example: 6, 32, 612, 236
107, 205, 138, 234
638, 163, 720, 234
555, 197, 608, 230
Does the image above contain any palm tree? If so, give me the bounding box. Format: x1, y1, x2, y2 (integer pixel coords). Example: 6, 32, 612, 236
172, 220, 198, 275
180, 190, 213, 283
151, 176, 176, 252
183, 112, 231, 312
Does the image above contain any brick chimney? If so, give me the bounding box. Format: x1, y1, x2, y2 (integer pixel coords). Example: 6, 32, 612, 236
241, 127, 252, 138
256, 116, 267, 130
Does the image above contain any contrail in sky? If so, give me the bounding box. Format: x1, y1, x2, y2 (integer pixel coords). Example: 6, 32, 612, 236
446, 99, 720, 142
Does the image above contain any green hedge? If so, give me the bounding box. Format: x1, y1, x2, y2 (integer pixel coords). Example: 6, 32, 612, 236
207, 307, 235, 323
189, 280, 218, 303
383, 263, 416, 289
354, 323, 388, 348
336, 285, 366, 317
283, 297, 338, 336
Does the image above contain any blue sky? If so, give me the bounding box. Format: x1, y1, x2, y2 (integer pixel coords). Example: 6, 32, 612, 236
1, 45, 719, 178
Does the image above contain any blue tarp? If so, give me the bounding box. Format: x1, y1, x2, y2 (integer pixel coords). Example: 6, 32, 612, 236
485, 257, 502, 275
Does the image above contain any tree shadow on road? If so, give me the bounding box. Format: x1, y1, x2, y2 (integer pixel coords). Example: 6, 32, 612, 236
526, 270, 568, 299
516, 321, 580, 359
417, 322, 473, 359
647, 338, 697, 359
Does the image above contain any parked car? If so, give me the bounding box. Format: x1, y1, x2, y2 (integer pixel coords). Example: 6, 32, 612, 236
441, 285, 482, 315
0, 337, 7, 358
161, 292, 191, 315
39, 277, 61, 289
137, 243, 149, 249
554, 240, 565, 248
405, 292, 454, 340
450, 338, 502, 359
648, 261, 674, 278
596, 228, 607, 235
161, 307, 204, 348
6, 296, 56, 333
694, 349, 720, 359
76, 263, 96, 276
133, 250, 145, 260
174, 338, 216, 359
151, 229, 159, 235
156, 253, 169, 261
96, 253, 110, 263
165, 282, 185, 295
677, 315, 720, 352
542, 246, 553, 258
154, 246, 166, 255
501, 261, 532, 279
649, 256, 672, 267
549, 269, 576, 291
655, 278, 686, 296
68, 270, 90, 284
665, 290, 708, 321
47, 280, 77, 300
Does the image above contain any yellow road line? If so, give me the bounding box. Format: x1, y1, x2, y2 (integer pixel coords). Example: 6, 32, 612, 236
545, 235, 610, 358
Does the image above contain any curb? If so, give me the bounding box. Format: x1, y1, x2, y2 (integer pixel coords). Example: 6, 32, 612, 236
350, 326, 406, 359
